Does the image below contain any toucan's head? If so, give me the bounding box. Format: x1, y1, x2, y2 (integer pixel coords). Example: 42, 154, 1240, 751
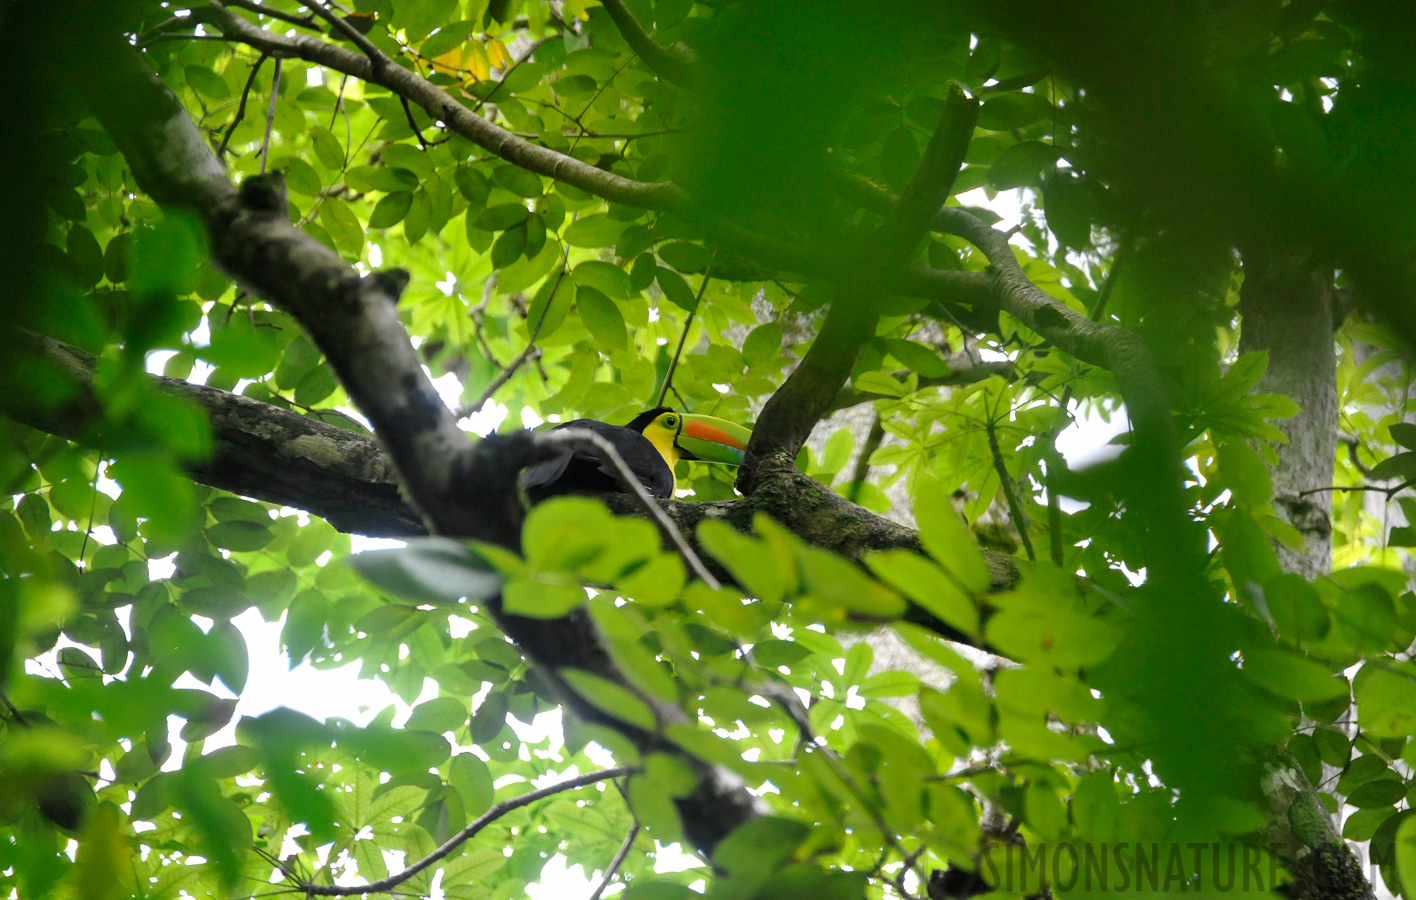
625, 407, 751, 469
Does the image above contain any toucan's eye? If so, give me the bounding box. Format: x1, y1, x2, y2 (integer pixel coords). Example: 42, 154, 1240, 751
664, 415, 677, 428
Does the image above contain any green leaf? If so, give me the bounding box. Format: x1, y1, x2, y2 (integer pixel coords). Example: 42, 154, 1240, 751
403, 189, 432, 243
319, 199, 365, 256
206, 520, 273, 552
560, 668, 657, 730
657, 241, 712, 274
627, 774, 683, 842
1370, 451, 1416, 483
274, 156, 322, 196
743, 323, 783, 366
656, 268, 698, 312
574, 260, 633, 299
351, 538, 503, 604
491, 223, 527, 268
1241, 649, 1347, 703
1397, 816, 1416, 898
851, 371, 908, 397
405, 697, 468, 733
493, 164, 543, 198
880, 127, 920, 193
881, 338, 951, 378
552, 74, 598, 96
1349, 778, 1406, 808
1355, 663, 1416, 738
563, 214, 627, 248
502, 577, 588, 619
449, 752, 494, 817
797, 545, 907, 619
988, 141, 1059, 190
369, 191, 414, 228
474, 202, 531, 231
1215, 438, 1274, 508
698, 519, 794, 604
576, 286, 629, 350
311, 127, 345, 169
913, 479, 991, 592
525, 276, 574, 340
977, 92, 1053, 130
865, 549, 978, 636
184, 65, 231, 100
1391, 422, 1416, 451
523, 496, 612, 571
453, 167, 491, 206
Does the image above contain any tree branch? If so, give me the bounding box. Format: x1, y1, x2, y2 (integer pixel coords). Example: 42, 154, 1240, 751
303, 766, 636, 896
741, 87, 979, 488
6, 329, 423, 538
587, 821, 640, 900
825, 356, 1016, 414
598, 0, 696, 87
4, 329, 1020, 606
209, 2, 684, 211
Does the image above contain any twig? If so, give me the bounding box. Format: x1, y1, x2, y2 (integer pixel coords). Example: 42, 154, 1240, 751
218, 52, 269, 159
985, 413, 1036, 561
78, 458, 103, 566
225, 0, 318, 28
539, 428, 721, 588
329, 71, 348, 133
1338, 431, 1372, 477
401, 95, 447, 149
301, 766, 636, 896
1300, 476, 1416, 498
259, 58, 282, 174
655, 275, 710, 408
458, 256, 569, 420
301, 0, 391, 70
0, 691, 25, 724
587, 822, 640, 900
846, 412, 884, 504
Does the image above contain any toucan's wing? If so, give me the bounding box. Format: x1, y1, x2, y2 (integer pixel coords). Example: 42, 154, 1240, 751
521, 419, 673, 501
600, 434, 674, 498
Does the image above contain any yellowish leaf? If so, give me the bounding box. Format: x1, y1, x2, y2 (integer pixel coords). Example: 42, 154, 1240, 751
464, 42, 490, 82
431, 48, 465, 78
486, 39, 511, 70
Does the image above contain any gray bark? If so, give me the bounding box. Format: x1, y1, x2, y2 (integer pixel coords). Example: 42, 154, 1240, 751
1240, 250, 1374, 900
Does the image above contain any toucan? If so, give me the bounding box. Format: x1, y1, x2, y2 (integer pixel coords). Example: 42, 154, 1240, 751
522, 407, 751, 502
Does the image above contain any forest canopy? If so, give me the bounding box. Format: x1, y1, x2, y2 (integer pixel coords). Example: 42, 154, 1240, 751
3, 2, 1416, 899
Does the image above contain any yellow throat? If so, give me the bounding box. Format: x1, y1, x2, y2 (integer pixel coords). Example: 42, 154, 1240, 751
640, 413, 683, 488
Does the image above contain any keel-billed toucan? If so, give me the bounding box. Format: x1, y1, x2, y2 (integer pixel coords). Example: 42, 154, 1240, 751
522, 407, 751, 502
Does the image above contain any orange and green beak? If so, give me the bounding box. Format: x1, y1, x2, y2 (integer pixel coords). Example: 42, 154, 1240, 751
675, 414, 751, 466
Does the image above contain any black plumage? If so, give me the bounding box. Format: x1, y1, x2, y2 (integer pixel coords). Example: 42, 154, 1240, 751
521, 409, 675, 502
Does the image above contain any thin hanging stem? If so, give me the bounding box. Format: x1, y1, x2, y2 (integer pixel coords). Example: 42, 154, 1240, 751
259, 58, 282, 174
655, 274, 711, 408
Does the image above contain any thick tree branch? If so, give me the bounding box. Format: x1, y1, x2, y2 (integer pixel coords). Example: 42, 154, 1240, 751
209, 2, 684, 211
843, 175, 1202, 581
598, 0, 696, 86
825, 356, 1016, 414
5, 330, 1021, 604
6, 329, 423, 538
741, 88, 978, 488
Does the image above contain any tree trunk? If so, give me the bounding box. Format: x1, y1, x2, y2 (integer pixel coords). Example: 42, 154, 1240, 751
1239, 248, 1338, 579
1240, 249, 1375, 900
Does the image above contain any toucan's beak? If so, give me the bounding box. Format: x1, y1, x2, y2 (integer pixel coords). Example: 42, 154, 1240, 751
675, 414, 751, 466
